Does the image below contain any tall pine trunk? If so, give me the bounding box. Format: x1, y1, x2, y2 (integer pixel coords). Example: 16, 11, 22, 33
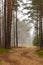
4, 0, 13, 48
0, 20, 1, 48
36, 7, 39, 46
39, 1, 43, 49
39, 15, 43, 48
16, 5, 18, 47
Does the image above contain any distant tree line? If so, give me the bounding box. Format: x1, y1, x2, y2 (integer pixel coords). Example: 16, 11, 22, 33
0, 0, 43, 49
22, 0, 43, 49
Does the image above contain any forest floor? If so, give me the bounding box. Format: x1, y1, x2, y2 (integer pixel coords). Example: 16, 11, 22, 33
0, 47, 43, 65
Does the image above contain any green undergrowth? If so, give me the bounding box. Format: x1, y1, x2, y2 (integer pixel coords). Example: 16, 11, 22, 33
0, 48, 10, 54
35, 49, 43, 57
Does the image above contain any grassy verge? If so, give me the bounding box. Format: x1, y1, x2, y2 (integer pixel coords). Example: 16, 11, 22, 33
0, 48, 10, 54
35, 49, 43, 57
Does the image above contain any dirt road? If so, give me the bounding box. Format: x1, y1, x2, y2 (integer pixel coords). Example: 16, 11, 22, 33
0, 47, 43, 65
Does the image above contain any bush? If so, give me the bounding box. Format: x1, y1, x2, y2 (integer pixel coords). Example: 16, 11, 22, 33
0, 48, 10, 54
35, 49, 43, 57
33, 34, 40, 46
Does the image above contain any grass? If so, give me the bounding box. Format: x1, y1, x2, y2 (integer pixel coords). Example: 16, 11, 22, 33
0, 48, 10, 54
35, 49, 43, 57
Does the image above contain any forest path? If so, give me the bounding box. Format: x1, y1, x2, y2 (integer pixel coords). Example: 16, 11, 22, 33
0, 47, 43, 65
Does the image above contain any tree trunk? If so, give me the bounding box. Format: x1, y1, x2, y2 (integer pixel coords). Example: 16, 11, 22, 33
4, 0, 7, 48
39, 1, 43, 49
0, 20, 1, 48
36, 7, 39, 46
39, 15, 43, 49
16, 7, 18, 47
4, 0, 13, 48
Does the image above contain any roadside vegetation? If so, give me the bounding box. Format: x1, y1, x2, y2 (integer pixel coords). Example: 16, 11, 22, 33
33, 35, 43, 57
0, 48, 10, 54
33, 34, 39, 46
35, 49, 43, 57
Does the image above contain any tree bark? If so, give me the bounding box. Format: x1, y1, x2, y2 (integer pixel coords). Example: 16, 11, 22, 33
0, 20, 1, 48
39, 1, 43, 49
16, 6, 18, 47
4, 0, 13, 48
39, 15, 43, 48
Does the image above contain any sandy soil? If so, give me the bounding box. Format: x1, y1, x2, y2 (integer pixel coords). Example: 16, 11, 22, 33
0, 47, 43, 65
